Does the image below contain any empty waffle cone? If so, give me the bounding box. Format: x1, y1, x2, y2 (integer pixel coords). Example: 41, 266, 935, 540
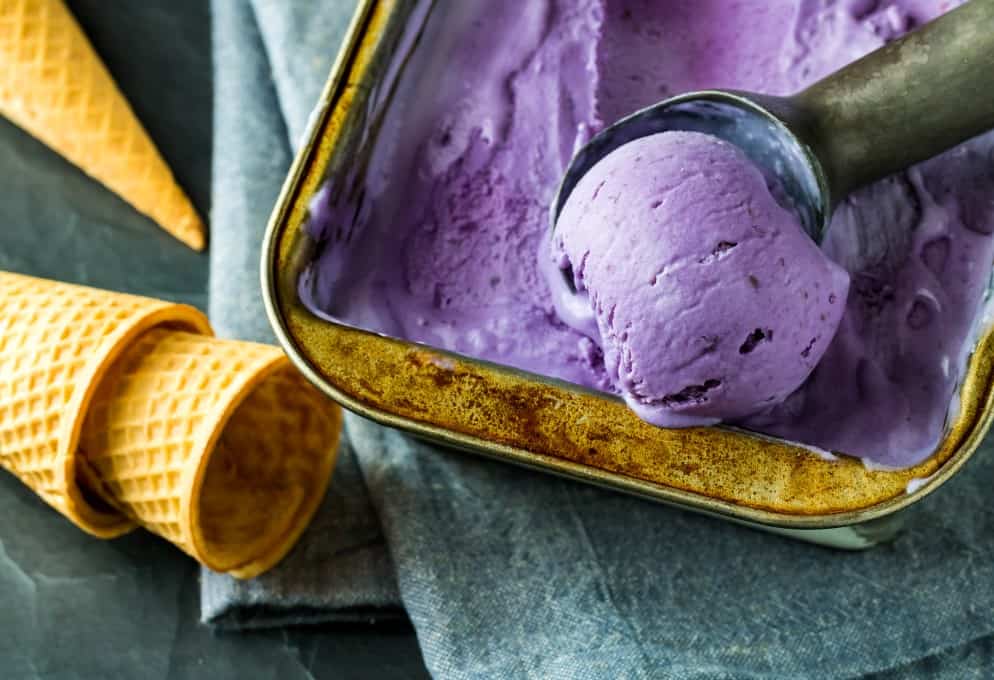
0, 271, 210, 537
0, 0, 206, 250
78, 329, 342, 579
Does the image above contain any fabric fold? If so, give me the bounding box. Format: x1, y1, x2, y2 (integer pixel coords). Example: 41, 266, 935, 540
202, 0, 399, 626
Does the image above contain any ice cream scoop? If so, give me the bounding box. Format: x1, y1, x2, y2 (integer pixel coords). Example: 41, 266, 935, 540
549, 131, 850, 427
553, 0, 994, 245
548, 0, 994, 427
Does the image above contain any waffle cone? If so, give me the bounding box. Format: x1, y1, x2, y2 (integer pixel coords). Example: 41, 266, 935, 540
78, 329, 342, 578
1, 272, 341, 577
0, 0, 206, 250
0, 271, 210, 537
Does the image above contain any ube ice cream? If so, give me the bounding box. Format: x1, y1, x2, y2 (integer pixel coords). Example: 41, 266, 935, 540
304, 0, 994, 468
550, 131, 850, 426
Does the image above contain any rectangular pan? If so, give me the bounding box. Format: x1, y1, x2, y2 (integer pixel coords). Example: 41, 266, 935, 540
261, 0, 994, 548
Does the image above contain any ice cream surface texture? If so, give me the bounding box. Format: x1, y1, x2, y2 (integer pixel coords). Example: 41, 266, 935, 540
304, 0, 994, 468
550, 131, 850, 427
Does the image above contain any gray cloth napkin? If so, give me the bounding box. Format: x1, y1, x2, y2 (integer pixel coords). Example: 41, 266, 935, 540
202, 0, 400, 627
204, 0, 994, 676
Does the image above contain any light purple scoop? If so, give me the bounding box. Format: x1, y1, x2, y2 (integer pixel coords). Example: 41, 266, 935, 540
548, 131, 850, 427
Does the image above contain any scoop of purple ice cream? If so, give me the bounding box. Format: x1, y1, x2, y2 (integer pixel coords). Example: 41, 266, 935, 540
548, 131, 850, 427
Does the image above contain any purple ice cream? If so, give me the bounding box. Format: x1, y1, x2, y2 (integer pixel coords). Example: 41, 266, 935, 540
549, 131, 850, 427
304, 0, 994, 468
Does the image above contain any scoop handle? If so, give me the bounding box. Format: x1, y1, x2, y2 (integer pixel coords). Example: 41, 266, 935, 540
793, 0, 994, 200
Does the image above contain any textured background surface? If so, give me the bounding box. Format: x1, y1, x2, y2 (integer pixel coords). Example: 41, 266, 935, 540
5, 1, 994, 678
0, 1, 426, 676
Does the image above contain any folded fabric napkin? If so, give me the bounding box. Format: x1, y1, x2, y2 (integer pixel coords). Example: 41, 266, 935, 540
205, 0, 994, 676
204, 0, 400, 626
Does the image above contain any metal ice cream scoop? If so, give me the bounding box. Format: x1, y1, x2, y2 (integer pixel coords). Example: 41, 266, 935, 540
552, 0, 994, 243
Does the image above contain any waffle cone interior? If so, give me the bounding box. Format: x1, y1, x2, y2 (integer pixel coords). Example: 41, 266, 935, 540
79, 329, 342, 577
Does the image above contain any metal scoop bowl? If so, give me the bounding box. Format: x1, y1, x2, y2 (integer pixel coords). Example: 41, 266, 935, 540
552, 0, 994, 243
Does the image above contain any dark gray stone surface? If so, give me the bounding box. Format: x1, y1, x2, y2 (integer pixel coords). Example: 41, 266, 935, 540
0, 1, 426, 677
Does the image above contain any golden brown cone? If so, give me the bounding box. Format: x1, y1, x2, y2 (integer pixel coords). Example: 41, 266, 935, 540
0, 0, 207, 250
79, 329, 342, 578
0, 271, 210, 537
0, 273, 342, 578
